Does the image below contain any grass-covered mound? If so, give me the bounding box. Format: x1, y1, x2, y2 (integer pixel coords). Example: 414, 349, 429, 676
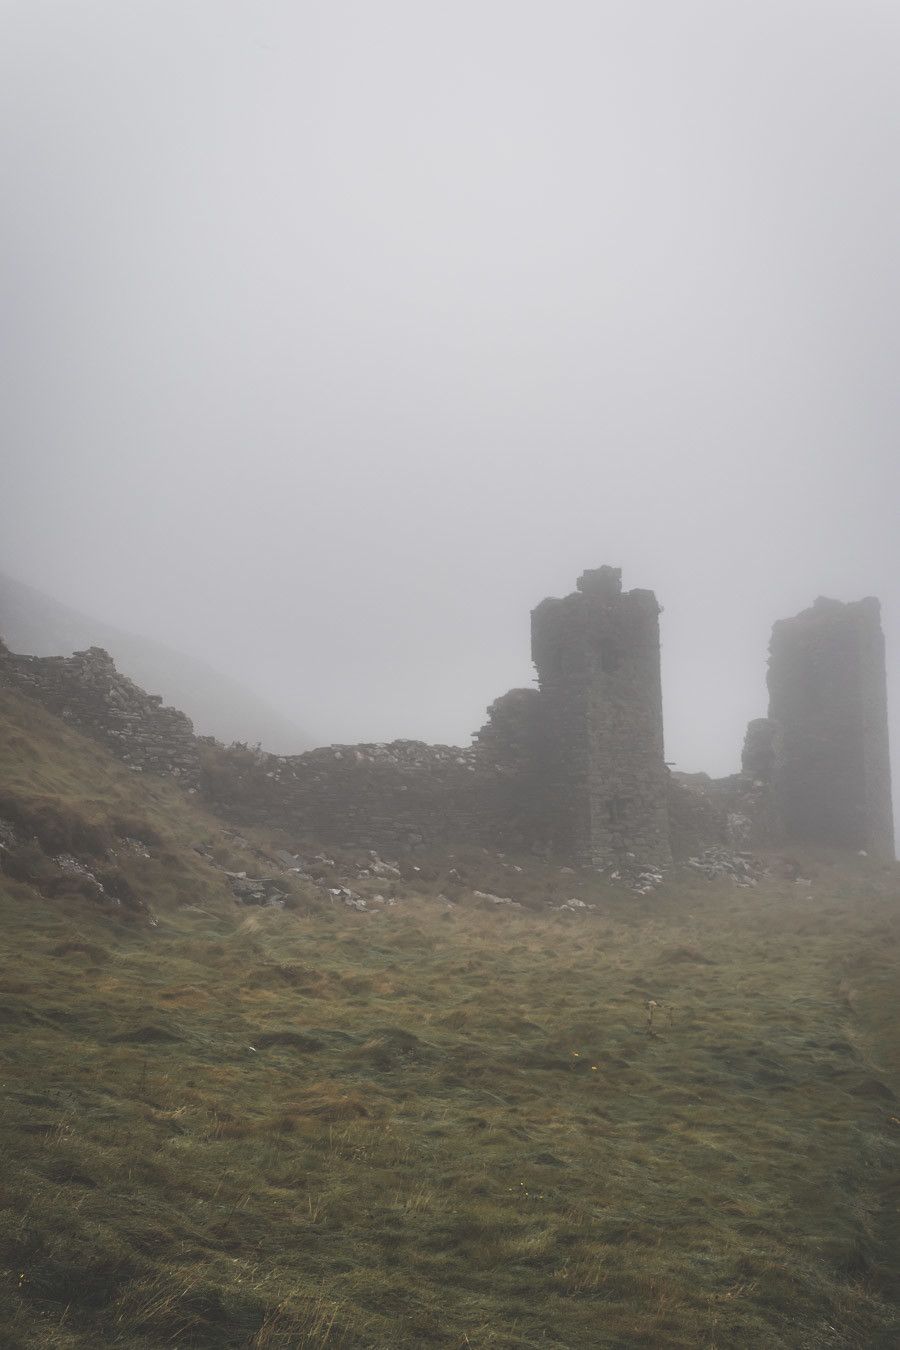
1, 689, 900, 1346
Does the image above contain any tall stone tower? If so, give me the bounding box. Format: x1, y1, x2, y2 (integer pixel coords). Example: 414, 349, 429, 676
531, 566, 670, 868
768, 596, 894, 859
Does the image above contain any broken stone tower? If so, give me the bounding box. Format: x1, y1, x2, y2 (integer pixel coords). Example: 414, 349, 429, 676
531, 566, 670, 868
767, 596, 894, 859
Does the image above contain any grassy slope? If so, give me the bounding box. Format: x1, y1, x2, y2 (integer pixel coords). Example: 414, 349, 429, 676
1, 690, 900, 1348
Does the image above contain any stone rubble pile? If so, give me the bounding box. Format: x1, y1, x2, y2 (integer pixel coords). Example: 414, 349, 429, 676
473, 890, 521, 908
605, 855, 666, 896
357, 855, 402, 879
685, 848, 761, 886
217, 841, 409, 912
328, 886, 375, 911
56, 853, 100, 880
224, 871, 291, 907
119, 837, 152, 858
725, 811, 754, 849
54, 854, 129, 906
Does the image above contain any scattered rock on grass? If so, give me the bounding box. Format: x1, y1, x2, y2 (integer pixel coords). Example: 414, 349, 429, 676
685, 849, 761, 886
606, 860, 665, 895
473, 890, 521, 908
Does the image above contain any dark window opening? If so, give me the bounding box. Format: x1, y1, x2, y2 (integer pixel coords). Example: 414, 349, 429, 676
607, 795, 629, 825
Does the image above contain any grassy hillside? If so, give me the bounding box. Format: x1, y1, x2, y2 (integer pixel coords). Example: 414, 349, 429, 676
1, 689, 900, 1347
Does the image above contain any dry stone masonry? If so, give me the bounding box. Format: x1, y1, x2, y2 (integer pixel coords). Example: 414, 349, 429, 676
530, 567, 671, 868
200, 738, 492, 852
763, 597, 894, 859
0, 639, 200, 785
1, 573, 894, 866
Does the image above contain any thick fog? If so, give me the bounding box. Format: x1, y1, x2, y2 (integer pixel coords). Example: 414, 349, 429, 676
3, 2, 900, 796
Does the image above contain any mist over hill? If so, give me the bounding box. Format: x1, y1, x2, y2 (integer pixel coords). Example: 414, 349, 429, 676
0, 571, 311, 753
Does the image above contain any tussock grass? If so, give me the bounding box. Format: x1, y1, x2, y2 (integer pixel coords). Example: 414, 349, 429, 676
2, 691, 900, 1345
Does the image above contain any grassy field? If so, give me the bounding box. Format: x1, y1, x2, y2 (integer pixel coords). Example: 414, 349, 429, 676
1, 690, 900, 1347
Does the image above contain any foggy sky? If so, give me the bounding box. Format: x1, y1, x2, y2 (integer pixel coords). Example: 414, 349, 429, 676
3, 2, 900, 802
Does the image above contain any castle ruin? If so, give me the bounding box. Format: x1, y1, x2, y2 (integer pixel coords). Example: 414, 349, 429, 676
758, 597, 895, 860
530, 567, 670, 867
0, 571, 894, 866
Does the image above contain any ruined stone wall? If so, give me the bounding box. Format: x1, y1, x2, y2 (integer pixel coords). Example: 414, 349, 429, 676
667, 775, 729, 858
767, 596, 895, 859
1, 580, 676, 862
471, 687, 547, 847
203, 689, 557, 852
741, 718, 775, 782
668, 772, 778, 856
531, 567, 671, 867
16, 574, 887, 868
0, 636, 518, 851
200, 738, 502, 850
0, 640, 201, 786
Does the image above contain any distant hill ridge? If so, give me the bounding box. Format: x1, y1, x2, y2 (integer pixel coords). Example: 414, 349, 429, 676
0, 571, 311, 752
